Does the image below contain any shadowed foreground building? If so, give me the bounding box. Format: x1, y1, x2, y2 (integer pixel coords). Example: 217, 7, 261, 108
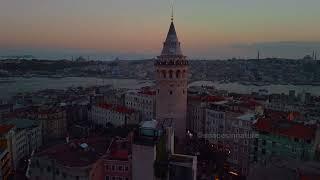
27, 137, 112, 180
132, 119, 197, 180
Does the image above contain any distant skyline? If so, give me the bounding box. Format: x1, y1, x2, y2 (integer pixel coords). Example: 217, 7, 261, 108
1, 0, 320, 59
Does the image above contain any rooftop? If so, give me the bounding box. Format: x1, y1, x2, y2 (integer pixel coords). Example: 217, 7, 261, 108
0, 125, 14, 135
161, 21, 183, 56
3, 118, 39, 130
37, 137, 112, 167
109, 149, 129, 161
138, 90, 156, 96
97, 103, 135, 114
140, 120, 158, 129
254, 118, 315, 140
237, 112, 256, 122
189, 95, 225, 103
113, 106, 135, 114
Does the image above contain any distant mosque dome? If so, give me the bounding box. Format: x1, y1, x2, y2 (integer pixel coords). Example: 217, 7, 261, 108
303, 55, 312, 60
76, 56, 86, 62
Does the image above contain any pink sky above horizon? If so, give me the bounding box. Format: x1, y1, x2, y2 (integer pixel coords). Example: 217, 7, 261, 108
1, 0, 320, 59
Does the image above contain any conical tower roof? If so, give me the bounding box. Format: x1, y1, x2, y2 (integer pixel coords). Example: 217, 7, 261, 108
161, 21, 183, 56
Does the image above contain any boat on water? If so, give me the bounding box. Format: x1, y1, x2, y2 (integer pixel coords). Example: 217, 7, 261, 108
23, 74, 33, 78
258, 89, 269, 94
48, 74, 64, 79
239, 81, 251, 85
252, 82, 271, 86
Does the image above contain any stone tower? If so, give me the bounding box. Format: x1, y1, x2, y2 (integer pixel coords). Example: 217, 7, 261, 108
155, 18, 188, 140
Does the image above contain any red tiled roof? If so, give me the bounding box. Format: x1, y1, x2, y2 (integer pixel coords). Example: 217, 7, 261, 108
0, 125, 14, 134
254, 118, 315, 140
204, 96, 225, 102
240, 99, 261, 108
98, 103, 113, 110
97, 103, 135, 114
113, 106, 134, 114
37, 137, 111, 167
265, 110, 301, 120
189, 95, 225, 102
110, 150, 129, 161
299, 174, 320, 180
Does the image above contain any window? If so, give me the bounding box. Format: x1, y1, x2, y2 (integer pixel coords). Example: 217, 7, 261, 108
125, 166, 129, 171
105, 176, 110, 180
118, 165, 123, 171
169, 91, 173, 95
169, 70, 173, 78
262, 140, 266, 145
112, 165, 115, 171
161, 70, 166, 78
176, 70, 181, 78
106, 165, 109, 170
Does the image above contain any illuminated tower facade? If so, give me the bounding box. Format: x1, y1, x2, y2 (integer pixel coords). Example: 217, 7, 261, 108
155, 17, 188, 140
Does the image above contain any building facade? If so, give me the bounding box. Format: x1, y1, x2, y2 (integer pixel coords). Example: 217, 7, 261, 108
205, 101, 258, 176
0, 148, 12, 180
251, 117, 320, 164
91, 103, 139, 127
155, 18, 188, 140
93, 138, 132, 180
0, 125, 15, 177
3, 119, 42, 169
37, 106, 67, 141
125, 88, 156, 121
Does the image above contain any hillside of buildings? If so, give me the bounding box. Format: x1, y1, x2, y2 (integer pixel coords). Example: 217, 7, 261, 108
1, 58, 320, 85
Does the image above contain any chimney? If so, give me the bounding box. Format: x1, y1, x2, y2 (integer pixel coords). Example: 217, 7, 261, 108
66, 134, 70, 144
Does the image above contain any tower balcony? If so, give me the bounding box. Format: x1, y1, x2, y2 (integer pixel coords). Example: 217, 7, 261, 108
154, 59, 188, 66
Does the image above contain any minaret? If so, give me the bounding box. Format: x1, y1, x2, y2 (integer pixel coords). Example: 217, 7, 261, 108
155, 14, 188, 140
312, 51, 315, 60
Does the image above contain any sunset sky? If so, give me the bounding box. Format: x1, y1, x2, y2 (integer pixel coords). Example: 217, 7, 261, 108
0, 0, 320, 59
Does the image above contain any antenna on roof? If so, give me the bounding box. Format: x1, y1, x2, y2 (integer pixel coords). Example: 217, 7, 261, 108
170, 0, 174, 22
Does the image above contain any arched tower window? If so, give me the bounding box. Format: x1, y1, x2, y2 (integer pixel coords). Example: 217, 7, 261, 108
182, 70, 186, 78
176, 70, 181, 79
161, 70, 166, 78
169, 70, 173, 79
